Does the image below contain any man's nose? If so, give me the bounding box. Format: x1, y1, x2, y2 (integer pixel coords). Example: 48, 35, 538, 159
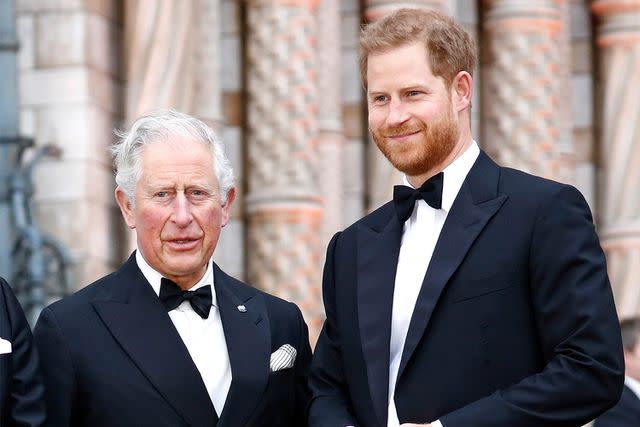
386, 98, 410, 127
171, 193, 193, 226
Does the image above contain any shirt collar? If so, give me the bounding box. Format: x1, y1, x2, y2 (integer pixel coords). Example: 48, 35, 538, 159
135, 250, 217, 307
625, 376, 640, 400
402, 141, 480, 213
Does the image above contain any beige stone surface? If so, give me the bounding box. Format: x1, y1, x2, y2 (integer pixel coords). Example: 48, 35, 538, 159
17, 14, 35, 70
17, 0, 83, 12
36, 11, 85, 67
34, 105, 113, 165
87, 12, 120, 77
33, 159, 114, 205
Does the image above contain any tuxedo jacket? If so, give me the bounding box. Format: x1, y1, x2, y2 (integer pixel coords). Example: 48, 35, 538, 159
594, 383, 640, 427
309, 151, 624, 427
0, 277, 46, 426
33, 254, 311, 427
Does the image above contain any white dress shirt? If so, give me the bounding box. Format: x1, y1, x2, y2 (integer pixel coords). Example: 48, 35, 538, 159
387, 142, 480, 427
625, 376, 640, 401
136, 251, 232, 415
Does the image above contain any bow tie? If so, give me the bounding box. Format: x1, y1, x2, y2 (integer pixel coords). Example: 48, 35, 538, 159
159, 278, 212, 319
393, 172, 444, 223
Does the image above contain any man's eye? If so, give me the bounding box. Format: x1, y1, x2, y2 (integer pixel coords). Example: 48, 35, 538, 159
189, 189, 209, 199
374, 95, 387, 102
408, 90, 420, 96
156, 191, 168, 198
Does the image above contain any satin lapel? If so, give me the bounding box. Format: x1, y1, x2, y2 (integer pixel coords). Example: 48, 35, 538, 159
214, 265, 270, 427
92, 257, 216, 427
357, 212, 403, 426
397, 155, 508, 380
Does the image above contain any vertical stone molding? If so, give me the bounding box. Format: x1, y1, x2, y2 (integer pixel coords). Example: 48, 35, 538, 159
482, 0, 574, 183
363, 0, 447, 211
246, 0, 324, 340
193, 0, 223, 130
592, 0, 640, 318
124, 0, 196, 119
316, 0, 344, 250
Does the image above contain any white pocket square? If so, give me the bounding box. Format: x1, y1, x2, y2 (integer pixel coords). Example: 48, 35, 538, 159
0, 338, 11, 355
270, 344, 296, 372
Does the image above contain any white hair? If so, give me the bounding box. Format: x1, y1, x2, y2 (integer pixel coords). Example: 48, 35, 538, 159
110, 110, 235, 206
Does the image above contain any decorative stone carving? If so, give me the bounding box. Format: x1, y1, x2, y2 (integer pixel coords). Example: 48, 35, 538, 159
482, 0, 574, 183
245, 0, 324, 341
124, 0, 196, 118
316, 0, 344, 249
592, 0, 640, 318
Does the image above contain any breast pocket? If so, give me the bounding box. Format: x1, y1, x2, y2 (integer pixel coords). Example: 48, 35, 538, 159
451, 272, 521, 303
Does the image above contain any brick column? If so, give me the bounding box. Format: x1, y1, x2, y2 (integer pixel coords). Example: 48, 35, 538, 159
363, 0, 447, 211
482, 0, 574, 183
592, 0, 640, 318
246, 0, 323, 340
316, 0, 344, 251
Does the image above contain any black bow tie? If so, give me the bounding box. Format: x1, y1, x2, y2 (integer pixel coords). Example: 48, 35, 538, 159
159, 278, 212, 319
393, 172, 444, 223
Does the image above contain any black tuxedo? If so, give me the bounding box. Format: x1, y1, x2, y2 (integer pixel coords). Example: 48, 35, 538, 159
309, 151, 624, 427
34, 254, 311, 427
594, 383, 640, 427
0, 277, 46, 426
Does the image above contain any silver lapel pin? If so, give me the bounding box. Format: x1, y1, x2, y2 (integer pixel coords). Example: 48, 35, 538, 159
237, 304, 247, 313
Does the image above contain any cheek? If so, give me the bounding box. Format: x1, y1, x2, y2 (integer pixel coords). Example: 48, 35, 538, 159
137, 209, 167, 236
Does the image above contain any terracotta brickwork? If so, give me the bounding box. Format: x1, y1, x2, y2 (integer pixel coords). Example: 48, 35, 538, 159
482, 0, 575, 183
245, 0, 324, 341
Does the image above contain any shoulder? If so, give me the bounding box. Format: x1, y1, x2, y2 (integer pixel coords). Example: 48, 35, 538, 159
495, 166, 591, 218
214, 265, 302, 320
42, 270, 119, 320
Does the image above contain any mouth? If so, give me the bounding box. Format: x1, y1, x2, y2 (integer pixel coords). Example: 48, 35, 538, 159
385, 129, 421, 141
165, 238, 200, 251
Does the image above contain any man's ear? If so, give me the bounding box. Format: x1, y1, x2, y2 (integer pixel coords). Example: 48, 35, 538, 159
221, 187, 237, 227
115, 186, 136, 229
452, 71, 473, 112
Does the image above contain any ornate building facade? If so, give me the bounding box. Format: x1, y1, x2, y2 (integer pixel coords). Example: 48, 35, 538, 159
13, 0, 640, 342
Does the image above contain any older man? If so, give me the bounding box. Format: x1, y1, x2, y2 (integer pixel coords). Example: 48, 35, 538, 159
34, 110, 311, 427
309, 8, 623, 427
0, 276, 45, 426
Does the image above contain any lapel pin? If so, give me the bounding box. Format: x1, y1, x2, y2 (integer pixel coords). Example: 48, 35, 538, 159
237, 304, 247, 313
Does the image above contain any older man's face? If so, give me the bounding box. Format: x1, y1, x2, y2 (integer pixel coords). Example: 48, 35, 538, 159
116, 136, 235, 289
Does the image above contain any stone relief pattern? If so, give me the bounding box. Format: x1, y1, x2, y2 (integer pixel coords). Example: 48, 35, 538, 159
600, 42, 640, 316
194, 0, 222, 126
485, 28, 571, 182
316, 0, 345, 247
247, 212, 324, 341
246, 4, 318, 192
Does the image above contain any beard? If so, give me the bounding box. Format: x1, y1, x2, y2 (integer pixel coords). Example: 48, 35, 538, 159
370, 105, 460, 177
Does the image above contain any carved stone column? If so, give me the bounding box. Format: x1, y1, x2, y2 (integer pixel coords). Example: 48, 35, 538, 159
592, 0, 640, 318
193, 0, 224, 130
482, 0, 574, 183
364, 0, 447, 21
363, 0, 447, 211
124, 1, 196, 118
316, 0, 344, 251
246, 0, 323, 340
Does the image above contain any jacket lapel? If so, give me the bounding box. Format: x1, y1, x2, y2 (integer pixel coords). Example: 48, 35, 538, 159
92, 255, 217, 427
214, 264, 270, 427
397, 152, 508, 380
356, 207, 403, 426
